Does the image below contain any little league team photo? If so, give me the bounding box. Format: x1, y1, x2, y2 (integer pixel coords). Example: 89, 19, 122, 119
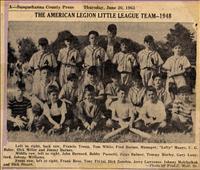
6, 22, 196, 142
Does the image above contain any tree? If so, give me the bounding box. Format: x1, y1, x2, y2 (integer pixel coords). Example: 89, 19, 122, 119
8, 42, 17, 76
17, 38, 38, 63
156, 40, 172, 61
165, 23, 196, 65
8, 42, 16, 63
49, 30, 80, 58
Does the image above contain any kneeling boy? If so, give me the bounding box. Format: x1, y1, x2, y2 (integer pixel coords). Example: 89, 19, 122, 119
36, 85, 67, 133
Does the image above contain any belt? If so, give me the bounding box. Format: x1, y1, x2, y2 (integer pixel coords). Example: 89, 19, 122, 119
62, 63, 76, 67
141, 67, 156, 70
120, 71, 131, 74
122, 117, 131, 122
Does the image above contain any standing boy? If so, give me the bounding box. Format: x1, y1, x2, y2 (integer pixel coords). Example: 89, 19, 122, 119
112, 38, 137, 87
99, 24, 120, 61
82, 31, 106, 78
137, 35, 163, 86
57, 35, 82, 86
162, 44, 191, 89
29, 38, 57, 86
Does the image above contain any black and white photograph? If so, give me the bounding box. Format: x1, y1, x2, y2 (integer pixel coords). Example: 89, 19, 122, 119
7, 21, 197, 143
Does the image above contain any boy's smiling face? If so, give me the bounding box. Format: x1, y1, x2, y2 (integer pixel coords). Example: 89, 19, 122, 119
40, 69, 49, 81
153, 77, 162, 89
173, 45, 182, 56
89, 34, 97, 45
14, 87, 24, 101
107, 30, 115, 39
64, 40, 71, 48
68, 79, 77, 88
49, 91, 58, 103
147, 90, 157, 103
120, 43, 127, 52
88, 73, 96, 83
144, 42, 150, 49
38, 44, 46, 52
118, 90, 126, 102
85, 91, 95, 103
178, 92, 189, 102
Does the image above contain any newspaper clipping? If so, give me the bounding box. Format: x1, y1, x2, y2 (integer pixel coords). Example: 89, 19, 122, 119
1, 0, 200, 169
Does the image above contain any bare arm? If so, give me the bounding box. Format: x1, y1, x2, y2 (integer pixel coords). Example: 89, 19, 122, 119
59, 103, 67, 125
7, 108, 16, 123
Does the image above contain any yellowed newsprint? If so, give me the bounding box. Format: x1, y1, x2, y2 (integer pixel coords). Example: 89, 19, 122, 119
1, 0, 200, 169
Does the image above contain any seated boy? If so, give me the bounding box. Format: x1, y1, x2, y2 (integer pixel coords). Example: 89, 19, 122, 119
152, 73, 172, 105
80, 66, 104, 102
59, 73, 79, 129
74, 85, 103, 131
36, 85, 67, 133
128, 74, 146, 109
170, 86, 193, 133
134, 86, 167, 133
59, 73, 79, 105
105, 70, 121, 109
107, 86, 137, 129
7, 81, 34, 131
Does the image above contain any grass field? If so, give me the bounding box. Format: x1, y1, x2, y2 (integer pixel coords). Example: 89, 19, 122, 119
8, 129, 195, 143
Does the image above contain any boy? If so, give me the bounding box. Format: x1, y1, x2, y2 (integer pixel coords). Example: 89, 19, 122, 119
128, 74, 146, 109
134, 86, 167, 132
137, 35, 163, 87
162, 44, 191, 89
59, 73, 79, 105
99, 24, 120, 61
58, 35, 82, 86
152, 73, 172, 105
170, 86, 193, 133
29, 38, 57, 87
82, 31, 106, 77
112, 38, 137, 87
7, 81, 34, 131
80, 66, 104, 102
107, 86, 137, 129
105, 70, 121, 109
59, 73, 79, 128
74, 85, 103, 131
36, 85, 67, 133
31, 66, 59, 116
